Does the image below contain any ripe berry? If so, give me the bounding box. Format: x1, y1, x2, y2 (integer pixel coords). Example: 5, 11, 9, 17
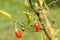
34, 21, 40, 30
15, 29, 22, 38
45, 34, 48, 39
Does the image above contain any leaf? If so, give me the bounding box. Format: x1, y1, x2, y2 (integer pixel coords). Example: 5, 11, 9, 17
39, 0, 44, 7
24, 0, 30, 7
43, 9, 48, 14
35, 2, 38, 7
23, 12, 32, 22
0, 10, 12, 19
54, 37, 58, 40
54, 29, 60, 36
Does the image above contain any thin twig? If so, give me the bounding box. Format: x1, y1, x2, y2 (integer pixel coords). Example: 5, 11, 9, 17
12, 19, 33, 31
12, 19, 41, 32
48, 0, 59, 7
12, 19, 25, 27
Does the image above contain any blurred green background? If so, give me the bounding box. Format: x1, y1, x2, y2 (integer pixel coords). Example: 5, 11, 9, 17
0, 0, 60, 40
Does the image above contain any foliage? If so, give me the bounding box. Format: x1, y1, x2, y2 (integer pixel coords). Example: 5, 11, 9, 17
0, 0, 60, 40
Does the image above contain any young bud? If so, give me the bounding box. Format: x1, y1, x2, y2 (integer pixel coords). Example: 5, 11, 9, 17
21, 27, 25, 32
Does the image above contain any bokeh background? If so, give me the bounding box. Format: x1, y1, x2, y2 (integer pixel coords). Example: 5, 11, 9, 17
0, 0, 60, 40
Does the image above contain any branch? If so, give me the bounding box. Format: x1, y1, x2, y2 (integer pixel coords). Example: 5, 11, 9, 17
28, 0, 51, 40
12, 19, 42, 32
12, 19, 34, 31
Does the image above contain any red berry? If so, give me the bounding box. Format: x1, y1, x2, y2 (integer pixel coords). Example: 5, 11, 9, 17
34, 21, 40, 30
45, 34, 48, 39
15, 29, 22, 38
